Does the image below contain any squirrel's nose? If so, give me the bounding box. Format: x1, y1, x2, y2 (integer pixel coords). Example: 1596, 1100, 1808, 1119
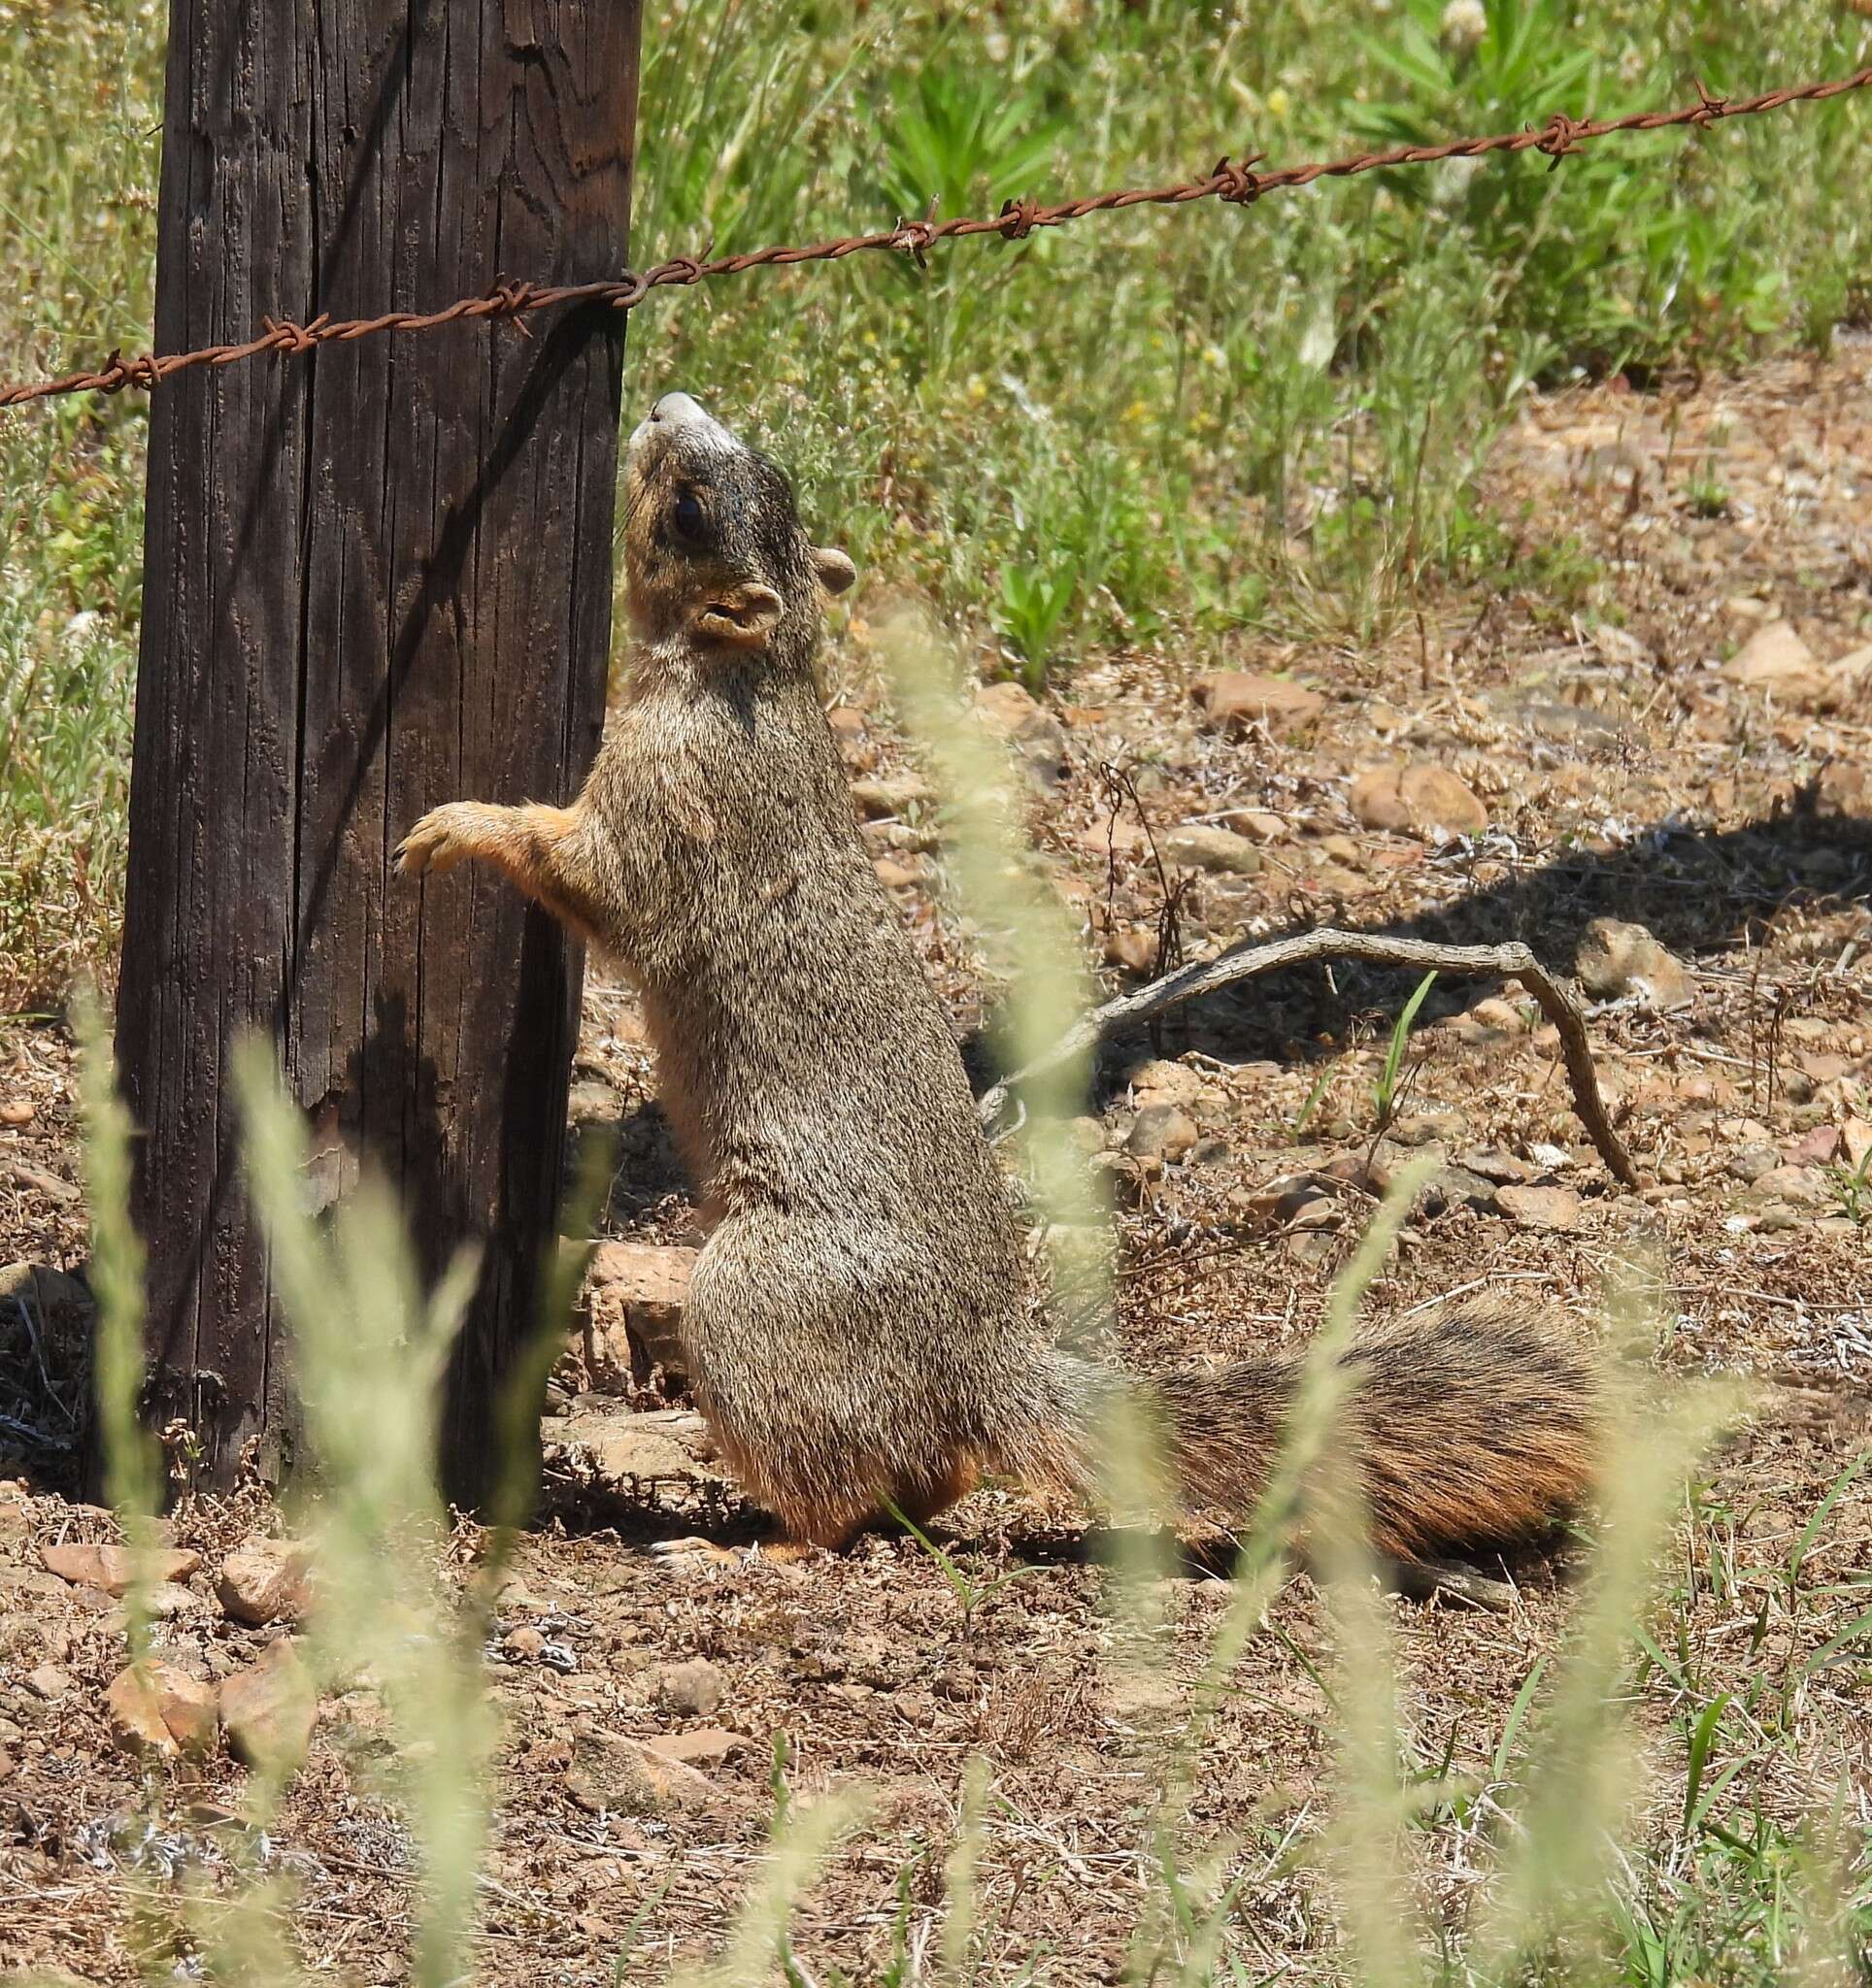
650, 392, 708, 428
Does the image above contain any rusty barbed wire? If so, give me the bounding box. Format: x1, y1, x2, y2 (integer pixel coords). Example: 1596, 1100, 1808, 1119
1, 62, 1868, 414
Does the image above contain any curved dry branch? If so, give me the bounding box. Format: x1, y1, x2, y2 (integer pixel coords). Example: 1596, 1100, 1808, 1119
978, 927, 1639, 1188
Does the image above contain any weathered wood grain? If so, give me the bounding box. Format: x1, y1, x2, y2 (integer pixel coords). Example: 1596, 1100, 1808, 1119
117, 0, 642, 1498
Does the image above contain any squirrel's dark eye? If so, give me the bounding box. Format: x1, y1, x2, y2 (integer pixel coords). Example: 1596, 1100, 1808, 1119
672, 490, 707, 544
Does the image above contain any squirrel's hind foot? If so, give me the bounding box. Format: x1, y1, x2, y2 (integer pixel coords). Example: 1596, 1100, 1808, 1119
648, 1535, 742, 1570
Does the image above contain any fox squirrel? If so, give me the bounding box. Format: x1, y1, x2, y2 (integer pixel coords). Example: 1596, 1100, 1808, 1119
397, 392, 1596, 1559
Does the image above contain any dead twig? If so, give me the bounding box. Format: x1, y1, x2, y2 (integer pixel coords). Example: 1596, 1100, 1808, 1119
978, 927, 1640, 1188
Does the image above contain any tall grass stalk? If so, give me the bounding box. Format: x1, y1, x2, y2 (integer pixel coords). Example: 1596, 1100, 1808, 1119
235, 1042, 491, 1987
1469, 1292, 1752, 1980
74, 985, 159, 1659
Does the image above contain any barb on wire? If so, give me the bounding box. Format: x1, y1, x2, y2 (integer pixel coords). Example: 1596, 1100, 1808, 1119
1, 61, 1867, 414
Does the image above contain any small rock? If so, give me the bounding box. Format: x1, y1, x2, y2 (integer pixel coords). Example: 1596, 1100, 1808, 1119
1843, 1120, 1872, 1171
825, 706, 869, 751
1789, 1126, 1843, 1168
1457, 1148, 1535, 1185
1726, 1145, 1780, 1184
0, 1099, 33, 1126
217, 1535, 315, 1626
874, 823, 939, 859
107, 1584, 210, 1630
873, 855, 924, 890
0, 1565, 74, 1607
567, 1079, 621, 1129
1188, 671, 1324, 736
1162, 824, 1262, 878
1224, 810, 1289, 843
1812, 759, 1864, 816
586, 1241, 696, 1386
1496, 1184, 1583, 1231
1128, 1059, 1208, 1110
850, 775, 932, 821
1103, 926, 1158, 975
1061, 1117, 1107, 1161
565, 1730, 720, 1816
1389, 1108, 1465, 1147
1239, 1173, 1338, 1230
1749, 1166, 1828, 1207
974, 680, 1067, 785
1436, 1168, 1501, 1212
1468, 996, 1526, 1034
105, 1661, 217, 1760
547, 1408, 720, 1488
24, 1663, 73, 1702
1125, 1105, 1198, 1163
646, 1727, 745, 1768
1349, 764, 1488, 838
1724, 620, 1823, 701
1320, 1153, 1391, 1194
1828, 644, 1872, 697
219, 1638, 317, 1771
0, 1262, 94, 1334
42, 1542, 200, 1598
655, 1657, 725, 1718
1574, 917, 1694, 1011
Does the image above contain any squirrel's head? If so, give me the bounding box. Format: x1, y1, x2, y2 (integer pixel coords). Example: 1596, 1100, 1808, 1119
623, 392, 855, 658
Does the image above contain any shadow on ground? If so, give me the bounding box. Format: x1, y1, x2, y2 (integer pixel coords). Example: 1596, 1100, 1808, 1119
1071, 789, 1872, 1097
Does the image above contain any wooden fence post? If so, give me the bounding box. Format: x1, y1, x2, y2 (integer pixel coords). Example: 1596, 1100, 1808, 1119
115, 1, 643, 1499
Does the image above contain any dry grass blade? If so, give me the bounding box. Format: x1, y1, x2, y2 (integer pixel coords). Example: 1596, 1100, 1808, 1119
234, 1042, 492, 1988
72, 985, 161, 1658
1468, 1273, 1748, 1979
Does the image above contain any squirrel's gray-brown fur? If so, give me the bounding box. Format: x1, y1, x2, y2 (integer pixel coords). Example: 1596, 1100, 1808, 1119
398, 392, 1597, 1557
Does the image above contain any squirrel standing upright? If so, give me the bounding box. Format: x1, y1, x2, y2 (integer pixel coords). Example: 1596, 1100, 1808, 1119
397, 392, 1597, 1558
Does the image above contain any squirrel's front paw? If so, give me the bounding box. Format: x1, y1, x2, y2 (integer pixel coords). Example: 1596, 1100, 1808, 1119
395, 803, 481, 878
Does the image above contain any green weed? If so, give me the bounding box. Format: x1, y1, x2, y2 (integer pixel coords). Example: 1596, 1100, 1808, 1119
1823, 1147, 1872, 1228
887, 1498, 1048, 1630
5, 2, 1872, 999
1371, 969, 1439, 1139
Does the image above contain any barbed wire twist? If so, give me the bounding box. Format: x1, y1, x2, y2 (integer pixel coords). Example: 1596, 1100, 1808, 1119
1, 62, 1866, 414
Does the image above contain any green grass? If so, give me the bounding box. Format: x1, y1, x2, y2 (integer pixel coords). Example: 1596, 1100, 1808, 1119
2, 1, 1869, 1002
0, 0, 158, 1010
5, 24, 1872, 1966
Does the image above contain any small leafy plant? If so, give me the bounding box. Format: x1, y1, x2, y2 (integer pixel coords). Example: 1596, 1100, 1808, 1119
996, 555, 1080, 684
1824, 1146, 1871, 1228
887, 1499, 1046, 1629
872, 66, 1065, 225
1371, 969, 1439, 1137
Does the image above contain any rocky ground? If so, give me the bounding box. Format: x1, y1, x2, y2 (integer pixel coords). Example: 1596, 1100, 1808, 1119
1, 339, 1869, 1982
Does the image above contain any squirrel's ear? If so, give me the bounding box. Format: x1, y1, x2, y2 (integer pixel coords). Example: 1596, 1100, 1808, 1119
812, 546, 857, 597
694, 581, 785, 647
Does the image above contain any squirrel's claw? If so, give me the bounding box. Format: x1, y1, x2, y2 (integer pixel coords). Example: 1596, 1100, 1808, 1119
395, 805, 473, 878
647, 1536, 743, 1570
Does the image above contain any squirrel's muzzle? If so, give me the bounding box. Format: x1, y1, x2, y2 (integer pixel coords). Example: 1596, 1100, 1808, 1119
650, 391, 708, 428
631, 390, 734, 462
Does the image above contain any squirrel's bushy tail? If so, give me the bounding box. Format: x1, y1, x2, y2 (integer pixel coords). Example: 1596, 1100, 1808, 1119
991, 1296, 1598, 1561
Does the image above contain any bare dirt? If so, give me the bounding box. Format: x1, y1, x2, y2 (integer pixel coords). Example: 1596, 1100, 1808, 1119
1, 341, 1869, 1983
